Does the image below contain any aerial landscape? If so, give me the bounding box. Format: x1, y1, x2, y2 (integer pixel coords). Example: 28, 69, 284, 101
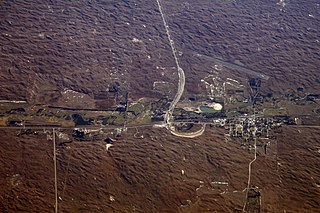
0, 0, 320, 212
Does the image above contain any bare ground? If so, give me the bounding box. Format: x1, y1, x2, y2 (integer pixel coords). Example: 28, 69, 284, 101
0, 126, 319, 212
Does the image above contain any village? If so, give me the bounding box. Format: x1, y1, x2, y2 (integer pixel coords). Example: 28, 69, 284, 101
0, 76, 319, 155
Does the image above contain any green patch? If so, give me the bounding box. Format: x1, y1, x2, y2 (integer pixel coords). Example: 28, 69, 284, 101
72, 114, 94, 125
200, 105, 217, 113
128, 103, 145, 115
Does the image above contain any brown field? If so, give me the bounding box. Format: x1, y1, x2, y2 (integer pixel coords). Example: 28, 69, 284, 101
0, 126, 319, 212
0, 0, 320, 212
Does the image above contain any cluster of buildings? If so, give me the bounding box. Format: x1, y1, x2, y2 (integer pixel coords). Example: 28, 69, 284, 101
223, 116, 280, 140
207, 113, 300, 150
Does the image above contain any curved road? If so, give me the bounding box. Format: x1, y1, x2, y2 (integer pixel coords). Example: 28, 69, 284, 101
156, 0, 205, 138
169, 123, 206, 138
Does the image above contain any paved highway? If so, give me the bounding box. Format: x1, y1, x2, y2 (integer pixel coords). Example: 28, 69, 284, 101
156, 0, 205, 138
